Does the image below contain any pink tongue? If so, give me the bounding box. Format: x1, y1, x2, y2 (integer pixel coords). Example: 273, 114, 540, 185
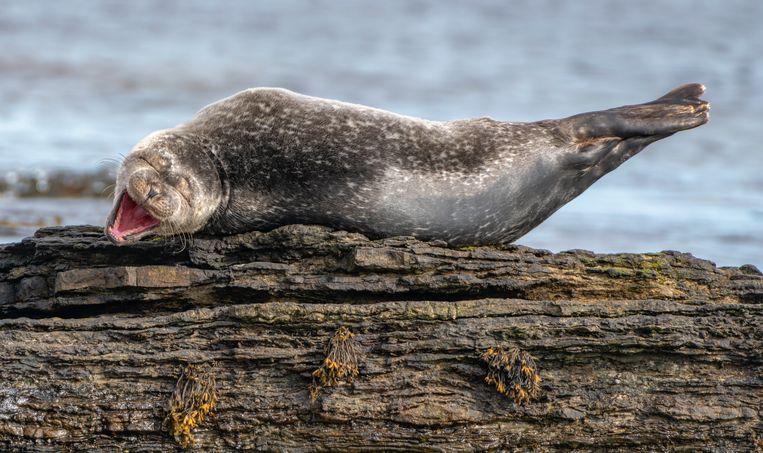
109, 192, 159, 240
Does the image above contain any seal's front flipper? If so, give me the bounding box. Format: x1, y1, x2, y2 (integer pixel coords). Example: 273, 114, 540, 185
563, 83, 710, 142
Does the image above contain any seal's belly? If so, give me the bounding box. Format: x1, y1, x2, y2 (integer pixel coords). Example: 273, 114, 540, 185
316, 157, 562, 244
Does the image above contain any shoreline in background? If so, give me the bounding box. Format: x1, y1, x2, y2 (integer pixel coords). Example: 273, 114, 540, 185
0, 169, 115, 244
0, 168, 115, 198
0, 194, 112, 245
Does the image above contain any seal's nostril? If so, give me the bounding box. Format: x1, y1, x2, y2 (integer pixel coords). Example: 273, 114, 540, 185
146, 187, 159, 200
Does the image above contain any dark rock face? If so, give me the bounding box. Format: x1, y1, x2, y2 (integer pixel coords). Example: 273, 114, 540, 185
0, 224, 761, 450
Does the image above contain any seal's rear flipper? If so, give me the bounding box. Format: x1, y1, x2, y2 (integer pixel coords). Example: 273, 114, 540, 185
656, 83, 706, 102
563, 83, 710, 142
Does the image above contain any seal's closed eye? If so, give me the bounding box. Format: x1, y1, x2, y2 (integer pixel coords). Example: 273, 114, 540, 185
170, 175, 193, 202
139, 154, 169, 173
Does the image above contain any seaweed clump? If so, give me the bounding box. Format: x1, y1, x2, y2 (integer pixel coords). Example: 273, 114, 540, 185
481, 347, 541, 405
164, 362, 218, 448
310, 326, 361, 401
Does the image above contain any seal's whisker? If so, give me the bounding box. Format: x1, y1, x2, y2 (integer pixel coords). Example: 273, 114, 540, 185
101, 183, 116, 197
172, 221, 184, 250
96, 157, 121, 166
167, 219, 186, 253
168, 220, 193, 253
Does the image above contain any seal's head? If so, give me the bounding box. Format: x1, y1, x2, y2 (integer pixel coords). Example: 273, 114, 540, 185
105, 130, 224, 245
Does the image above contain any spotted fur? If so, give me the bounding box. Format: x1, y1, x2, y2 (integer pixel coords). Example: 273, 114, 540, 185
107, 84, 709, 245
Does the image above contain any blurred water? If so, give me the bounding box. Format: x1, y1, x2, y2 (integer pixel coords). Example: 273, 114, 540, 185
0, 0, 761, 267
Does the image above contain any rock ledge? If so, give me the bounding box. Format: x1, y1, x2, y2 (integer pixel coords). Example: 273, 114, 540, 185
0, 225, 761, 450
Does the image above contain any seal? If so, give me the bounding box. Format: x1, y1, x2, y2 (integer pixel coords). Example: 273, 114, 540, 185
105, 83, 709, 246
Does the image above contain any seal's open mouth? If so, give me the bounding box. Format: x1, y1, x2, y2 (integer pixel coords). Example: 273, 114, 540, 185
106, 192, 160, 243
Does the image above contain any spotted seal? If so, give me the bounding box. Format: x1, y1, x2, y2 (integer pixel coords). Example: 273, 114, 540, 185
105, 83, 709, 245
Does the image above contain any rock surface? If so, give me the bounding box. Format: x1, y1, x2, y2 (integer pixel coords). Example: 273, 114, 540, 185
0, 224, 761, 451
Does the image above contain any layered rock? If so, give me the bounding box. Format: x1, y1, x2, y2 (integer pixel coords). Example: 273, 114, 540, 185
0, 225, 761, 450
